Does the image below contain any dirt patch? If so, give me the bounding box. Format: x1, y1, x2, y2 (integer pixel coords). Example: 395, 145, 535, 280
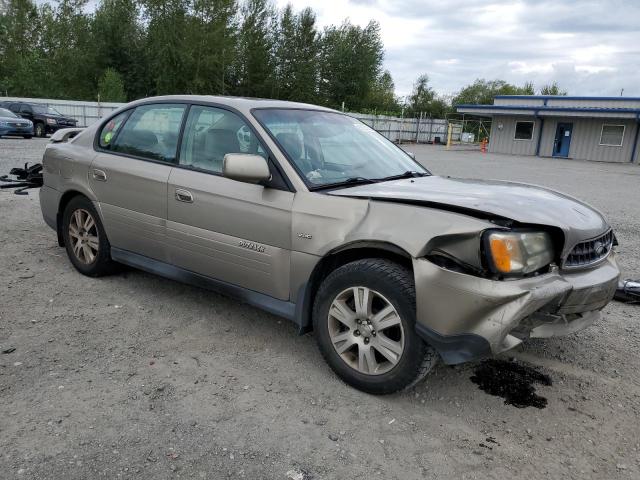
470, 359, 552, 409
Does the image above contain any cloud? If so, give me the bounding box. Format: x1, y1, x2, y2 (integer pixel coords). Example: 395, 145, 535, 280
277, 0, 640, 97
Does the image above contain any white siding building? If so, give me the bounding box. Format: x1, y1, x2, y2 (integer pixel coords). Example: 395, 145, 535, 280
457, 96, 640, 164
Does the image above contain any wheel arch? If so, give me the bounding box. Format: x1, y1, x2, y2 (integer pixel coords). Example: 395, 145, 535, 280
56, 189, 92, 246
295, 241, 414, 334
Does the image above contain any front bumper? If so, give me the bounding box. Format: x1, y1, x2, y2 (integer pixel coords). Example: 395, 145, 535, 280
0, 126, 34, 136
413, 253, 620, 364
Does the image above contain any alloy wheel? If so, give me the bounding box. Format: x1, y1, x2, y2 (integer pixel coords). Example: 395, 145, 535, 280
328, 286, 405, 375
68, 208, 99, 264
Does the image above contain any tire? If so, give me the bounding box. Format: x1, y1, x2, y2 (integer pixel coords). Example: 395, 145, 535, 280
62, 195, 115, 277
23, 135, 32, 139
312, 259, 438, 394
34, 123, 45, 138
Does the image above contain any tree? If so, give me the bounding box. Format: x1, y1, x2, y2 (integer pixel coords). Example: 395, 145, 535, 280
318, 20, 384, 110
142, 0, 190, 95
290, 7, 319, 103
272, 4, 319, 102
38, 0, 96, 99
365, 70, 400, 114
0, 0, 396, 109
234, 0, 277, 98
185, 0, 237, 95
91, 0, 147, 100
452, 79, 535, 105
0, 0, 45, 97
539, 82, 567, 96
404, 74, 451, 118
408, 74, 435, 112
97, 68, 126, 102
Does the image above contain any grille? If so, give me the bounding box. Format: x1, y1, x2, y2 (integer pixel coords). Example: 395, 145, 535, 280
9, 122, 28, 127
565, 230, 614, 268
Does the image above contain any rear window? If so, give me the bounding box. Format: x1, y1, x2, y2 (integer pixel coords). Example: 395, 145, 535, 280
105, 104, 186, 163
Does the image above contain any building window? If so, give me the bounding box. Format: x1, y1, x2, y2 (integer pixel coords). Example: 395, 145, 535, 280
514, 121, 534, 140
599, 124, 625, 147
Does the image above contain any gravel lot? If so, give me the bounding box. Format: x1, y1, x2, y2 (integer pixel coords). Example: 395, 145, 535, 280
1, 138, 639, 480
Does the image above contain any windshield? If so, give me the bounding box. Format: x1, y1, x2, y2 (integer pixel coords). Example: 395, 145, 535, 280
31, 104, 63, 115
253, 109, 428, 188
0, 108, 18, 118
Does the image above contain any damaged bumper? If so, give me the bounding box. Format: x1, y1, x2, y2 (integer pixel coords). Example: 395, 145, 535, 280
413, 253, 620, 364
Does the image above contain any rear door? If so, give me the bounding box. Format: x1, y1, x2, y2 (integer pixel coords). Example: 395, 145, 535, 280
166, 104, 294, 300
90, 103, 187, 261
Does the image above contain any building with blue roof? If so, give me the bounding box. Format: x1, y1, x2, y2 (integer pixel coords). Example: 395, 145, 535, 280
456, 96, 640, 164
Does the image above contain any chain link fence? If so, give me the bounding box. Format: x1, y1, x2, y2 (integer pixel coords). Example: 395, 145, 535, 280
1, 97, 480, 146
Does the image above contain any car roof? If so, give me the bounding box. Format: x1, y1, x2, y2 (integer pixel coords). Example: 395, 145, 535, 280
129, 95, 340, 115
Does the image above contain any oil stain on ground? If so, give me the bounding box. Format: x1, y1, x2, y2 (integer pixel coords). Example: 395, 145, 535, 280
470, 359, 552, 409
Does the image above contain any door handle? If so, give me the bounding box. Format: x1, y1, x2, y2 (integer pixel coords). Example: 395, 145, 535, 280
175, 188, 194, 203
92, 169, 107, 182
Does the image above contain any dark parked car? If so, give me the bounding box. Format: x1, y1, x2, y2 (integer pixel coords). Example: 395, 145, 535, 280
0, 101, 78, 137
0, 107, 33, 138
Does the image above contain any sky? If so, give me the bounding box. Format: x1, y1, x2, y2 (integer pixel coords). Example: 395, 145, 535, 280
276, 0, 640, 98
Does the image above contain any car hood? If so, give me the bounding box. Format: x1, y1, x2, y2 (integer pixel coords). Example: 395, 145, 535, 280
0, 116, 30, 123
328, 175, 609, 254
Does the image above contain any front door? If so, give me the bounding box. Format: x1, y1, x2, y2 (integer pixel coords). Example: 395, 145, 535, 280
553, 122, 573, 157
89, 103, 187, 261
166, 104, 294, 300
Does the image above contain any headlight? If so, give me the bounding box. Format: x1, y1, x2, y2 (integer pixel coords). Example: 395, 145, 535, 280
46, 118, 57, 125
485, 231, 554, 275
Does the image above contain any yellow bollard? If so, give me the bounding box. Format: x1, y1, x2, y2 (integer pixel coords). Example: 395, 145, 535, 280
446, 123, 453, 150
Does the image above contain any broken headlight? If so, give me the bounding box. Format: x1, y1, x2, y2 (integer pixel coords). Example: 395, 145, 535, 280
484, 230, 554, 276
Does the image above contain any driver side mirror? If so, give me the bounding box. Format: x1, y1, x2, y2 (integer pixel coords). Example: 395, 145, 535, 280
223, 153, 271, 184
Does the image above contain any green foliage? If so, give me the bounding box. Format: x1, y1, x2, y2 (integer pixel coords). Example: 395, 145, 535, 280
365, 70, 400, 114
234, 0, 277, 98
539, 82, 568, 96
318, 20, 384, 111
404, 74, 452, 118
452, 78, 536, 105
97, 68, 126, 102
92, 0, 147, 99
1, 0, 414, 116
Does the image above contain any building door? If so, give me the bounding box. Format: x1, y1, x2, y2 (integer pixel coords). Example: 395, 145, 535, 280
552, 122, 573, 157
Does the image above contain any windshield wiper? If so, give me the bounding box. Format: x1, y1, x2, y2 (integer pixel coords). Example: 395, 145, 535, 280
373, 170, 430, 182
309, 176, 379, 191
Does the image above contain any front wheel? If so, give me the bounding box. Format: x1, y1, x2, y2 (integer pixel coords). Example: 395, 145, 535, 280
34, 123, 45, 137
312, 259, 438, 394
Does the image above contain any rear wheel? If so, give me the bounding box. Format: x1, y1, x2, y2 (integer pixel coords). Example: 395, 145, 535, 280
313, 259, 438, 394
62, 196, 115, 276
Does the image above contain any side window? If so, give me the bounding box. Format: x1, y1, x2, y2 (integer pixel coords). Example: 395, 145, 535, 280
110, 104, 186, 163
98, 111, 129, 149
20, 104, 32, 114
179, 105, 267, 174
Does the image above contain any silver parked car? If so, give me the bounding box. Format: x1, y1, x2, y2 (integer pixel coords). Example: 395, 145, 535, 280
39, 96, 620, 394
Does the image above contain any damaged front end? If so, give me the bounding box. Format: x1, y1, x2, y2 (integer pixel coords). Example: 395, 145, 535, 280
413, 246, 619, 365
